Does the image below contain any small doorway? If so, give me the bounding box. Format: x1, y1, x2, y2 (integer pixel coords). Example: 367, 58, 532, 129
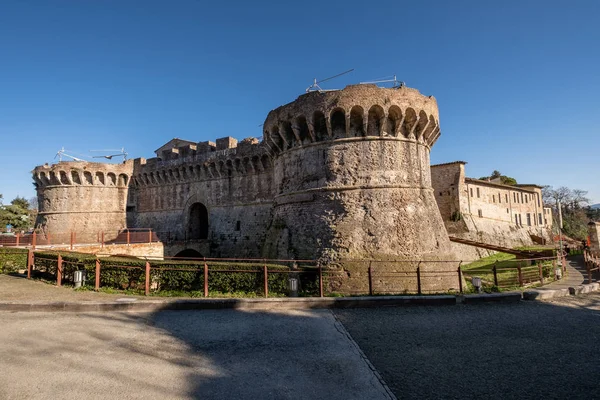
188, 202, 209, 240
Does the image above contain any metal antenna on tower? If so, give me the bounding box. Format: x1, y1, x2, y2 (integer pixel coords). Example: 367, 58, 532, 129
359, 74, 405, 88
305, 69, 354, 93
90, 148, 128, 161
54, 147, 84, 162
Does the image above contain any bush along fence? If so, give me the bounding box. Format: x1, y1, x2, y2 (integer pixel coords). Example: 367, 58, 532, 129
583, 250, 600, 283
25, 251, 323, 297
0, 248, 29, 273
1, 250, 572, 297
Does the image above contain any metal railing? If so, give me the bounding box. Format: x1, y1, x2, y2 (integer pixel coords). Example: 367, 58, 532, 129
17, 251, 567, 297
0, 228, 159, 249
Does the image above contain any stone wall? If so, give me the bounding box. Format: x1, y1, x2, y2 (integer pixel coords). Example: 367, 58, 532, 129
129, 138, 274, 258
34, 84, 550, 293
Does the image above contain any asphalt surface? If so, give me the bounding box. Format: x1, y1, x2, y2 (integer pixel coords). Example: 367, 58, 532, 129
333, 292, 600, 400
0, 309, 391, 400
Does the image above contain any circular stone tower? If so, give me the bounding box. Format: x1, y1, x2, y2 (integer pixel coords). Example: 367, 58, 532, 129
33, 160, 133, 242
263, 84, 456, 290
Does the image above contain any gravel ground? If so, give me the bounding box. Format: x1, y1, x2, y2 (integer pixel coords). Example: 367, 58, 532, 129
334, 293, 600, 400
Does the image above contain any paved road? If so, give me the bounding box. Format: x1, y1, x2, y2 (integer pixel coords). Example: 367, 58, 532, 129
0, 309, 391, 400
334, 293, 600, 400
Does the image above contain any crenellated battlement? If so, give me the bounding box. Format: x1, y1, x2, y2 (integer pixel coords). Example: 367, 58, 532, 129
263, 84, 441, 154
33, 160, 133, 189
131, 137, 272, 188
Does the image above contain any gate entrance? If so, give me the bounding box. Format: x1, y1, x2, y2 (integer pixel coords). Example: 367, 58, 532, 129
188, 203, 209, 240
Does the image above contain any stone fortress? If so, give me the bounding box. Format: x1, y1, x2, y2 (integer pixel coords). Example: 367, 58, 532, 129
32, 84, 554, 290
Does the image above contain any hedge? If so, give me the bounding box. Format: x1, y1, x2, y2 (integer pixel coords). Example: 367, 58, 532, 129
0, 248, 28, 273
31, 251, 321, 296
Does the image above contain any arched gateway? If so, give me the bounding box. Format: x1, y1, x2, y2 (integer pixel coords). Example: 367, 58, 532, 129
187, 202, 209, 240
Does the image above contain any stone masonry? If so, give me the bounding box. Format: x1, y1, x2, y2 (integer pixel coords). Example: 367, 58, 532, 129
32, 84, 548, 292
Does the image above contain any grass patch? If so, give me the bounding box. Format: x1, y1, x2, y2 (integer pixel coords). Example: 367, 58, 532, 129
461, 252, 515, 271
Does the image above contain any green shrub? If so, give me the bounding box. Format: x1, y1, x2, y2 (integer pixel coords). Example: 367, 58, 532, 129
0, 248, 28, 273
30, 251, 320, 296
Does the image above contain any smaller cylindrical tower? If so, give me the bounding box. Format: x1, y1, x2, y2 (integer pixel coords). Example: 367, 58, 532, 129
32, 160, 133, 242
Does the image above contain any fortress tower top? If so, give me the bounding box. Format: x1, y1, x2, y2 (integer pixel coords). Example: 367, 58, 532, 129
263, 84, 441, 154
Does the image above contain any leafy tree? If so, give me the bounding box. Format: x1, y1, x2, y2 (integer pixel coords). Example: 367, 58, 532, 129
10, 196, 30, 210
0, 196, 33, 232
479, 171, 517, 186
542, 186, 591, 240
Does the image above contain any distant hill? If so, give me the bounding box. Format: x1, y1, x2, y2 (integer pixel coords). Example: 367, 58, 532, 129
592, 204, 600, 209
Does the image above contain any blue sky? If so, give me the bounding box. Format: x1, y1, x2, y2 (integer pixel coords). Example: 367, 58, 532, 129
1, 0, 598, 204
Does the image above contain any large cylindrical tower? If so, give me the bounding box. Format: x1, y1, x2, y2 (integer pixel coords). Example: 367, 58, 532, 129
32, 160, 133, 242
263, 84, 456, 290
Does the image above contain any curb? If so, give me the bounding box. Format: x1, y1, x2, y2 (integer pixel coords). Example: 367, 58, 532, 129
1, 282, 598, 312
458, 292, 522, 304
523, 282, 600, 301
0, 293, 529, 312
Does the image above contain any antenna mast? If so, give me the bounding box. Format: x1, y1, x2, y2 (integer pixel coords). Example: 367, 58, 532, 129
359, 74, 405, 88
306, 68, 354, 93
54, 147, 84, 162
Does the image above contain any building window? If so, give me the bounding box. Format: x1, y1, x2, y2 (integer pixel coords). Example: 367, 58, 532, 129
518, 214, 522, 226
515, 215, 519, 226
513, 193, 517, 203
478, 209, 483, 217
493, 195, 496, 203
498, 192, 501, 203
476, 187, 480, 198
521, 193, 524, 203
526, 213, 531, 226
470, 188, 473, 197
505, 194, 508, 203
507, 208, 509, 213
235, 221, 241, 231
538, 213, 542, 225
537, 195, 541, 207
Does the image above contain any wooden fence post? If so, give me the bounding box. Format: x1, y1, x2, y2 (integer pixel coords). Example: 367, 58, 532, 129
148, 229, 152, 244
32, 232, 36, 250
15, 234, 20, 247
368, 262, 373, 296
319, 266, 324, 298
458, 262, 463, 293
127, 230, 130, 245
95, 259, 101, 291
204, 260, 208, 297
70, 231, 74, 250
517, 264, 523, 286
27, 249, 33, 279
56, 254, 63, 287
493, 262, 498, 287
263, 263, 269, 298
417, 265, 422, 295
145, 261, 151, 296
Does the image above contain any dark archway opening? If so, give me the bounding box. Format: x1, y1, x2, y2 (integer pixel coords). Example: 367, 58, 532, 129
174, 249, 204, 258
188, 202, 209, 240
